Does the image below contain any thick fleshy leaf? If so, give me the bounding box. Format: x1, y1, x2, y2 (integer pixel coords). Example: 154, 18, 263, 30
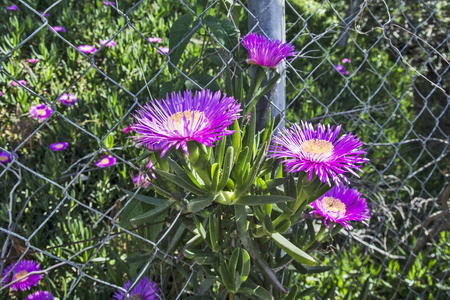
122, 188, 167, 205
188, 196, 216, 213
271, 232, 315, 266
234, 195, 295, 206
130, 199, 176, 226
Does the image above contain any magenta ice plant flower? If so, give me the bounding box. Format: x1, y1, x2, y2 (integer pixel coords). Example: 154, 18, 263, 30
269, 121, 368, 186
0, 151, 13, 164
100, 39, 116, 47
103, 1, 115, 5
342, 58, 351, 63
77, 45, 97, 54
123, 126, 133, 134
132, 173, 152, 188
131, 89, 242, 156
59, 93, 77, 106
7, 5, 18, 11
0, 91, 2, 96
148, 37, 162, 43
30, 104, 52, 121
310, 185, 370, 230
95, 155, 116, 168
43, 13, 50, 17
335, 64, 349, 76
241, 32, 297, 68
157, 47, 169, 54
50, 142, 68, 151
25, 291, 54, 300
50, 26, 66, 32
113, 277, 161, 300
1, 260, 44, 291
9, 80, 26, 87
28, 58, 39, 63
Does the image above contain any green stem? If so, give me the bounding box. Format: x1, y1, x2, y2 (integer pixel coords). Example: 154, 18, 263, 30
244, 66, 265, 116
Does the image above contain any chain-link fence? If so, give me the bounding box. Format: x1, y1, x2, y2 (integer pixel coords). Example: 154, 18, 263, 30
1, 0, 449, 299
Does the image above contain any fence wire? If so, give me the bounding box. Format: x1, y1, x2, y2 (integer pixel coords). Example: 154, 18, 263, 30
0, 0, 449, 299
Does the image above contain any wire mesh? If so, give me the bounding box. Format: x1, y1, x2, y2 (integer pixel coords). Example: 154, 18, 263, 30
0, 0, 448, 299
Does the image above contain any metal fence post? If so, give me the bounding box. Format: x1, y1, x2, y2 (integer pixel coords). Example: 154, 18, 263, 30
248, 0, 286, 131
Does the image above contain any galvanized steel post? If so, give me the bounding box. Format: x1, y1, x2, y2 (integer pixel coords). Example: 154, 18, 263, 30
248, 0, 286, 130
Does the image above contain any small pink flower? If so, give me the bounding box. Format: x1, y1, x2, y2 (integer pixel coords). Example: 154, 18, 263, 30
29, 104, 52, 121
77, 45, 97, 54
0, 151, 14, 164
122, 126, 133, 134
157, 47, 169, 54
50, 26, 66, 32
59, 93, 77, 106
43, 13, 50, 17
28, 58, 39, 63
103, 1, 115, 5
50, 142, 69, 151
100, 40, 116, 47
95, 155, 116, 168
9, 80, 26, 87
0, 91, 2, 96
342, 58, 351, 63
132, 173, 152, 188
148, 37, 162, 43
7, 5, 18, 11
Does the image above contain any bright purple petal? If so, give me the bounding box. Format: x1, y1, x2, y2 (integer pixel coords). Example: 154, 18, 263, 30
148, 37, 162, 43
123, 126, 133, 134
50, 26, 66, 32
268, 121, 369, 186
100, 39, 116, 47
95, 155, 116, 168
50, 142, 69, 151
7, 5, 18, 11
1, 260, 44, 291
59, 93, 77, 106
241, 33, 297, 68
28, 58, 39, 63
25, 291, 54, 300
131, 89, 242, 156
157, 47, 169, 54
29, 103, 52, 121
0, 151, 13, 164
113, 277, 160, 300
335, 64, 349, 76
77, 45, 97, 54
310, 185, 370, 230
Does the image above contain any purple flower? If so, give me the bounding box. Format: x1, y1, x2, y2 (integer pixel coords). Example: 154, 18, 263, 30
113, 277, 160, 300
0, 151, 13, 164
241, 33, 297, 68
50, 142, 68, 151
77, 45, 97, 54
1, 260, 44, 291
0, 91, 2, 96
59, 93, 77, 106
131, 89, 242, 157
123, 126, 133, 134
29, 104, 52, 121
25, 291, 54, 300
9, 80, 26, 87
50, 26, 66, 32
100, 39, 116, 47
43, 13, 50, 17
310, 185, 370, 230
157, 47, 169, 54
95, 155, 116, 168
269, 121, 369, 187
103, 1, 115, 5
148, 37, 162, 43
335, 64, 349, 76
342, 58, 351, 63
28, 58, 39, 63
7, 5, 18, 11
132, 173, 152, 188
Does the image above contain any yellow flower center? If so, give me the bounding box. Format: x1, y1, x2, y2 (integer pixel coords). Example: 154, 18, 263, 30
37, 109, 47, 116
0, 156, 8, 162
167, 110, 204, 132
100, 158, 110, 165
300, 139, 334, 157
322, 196, 346, 214
128, 295, 142, 300
55, 144, 64, 149
14, 270, 29, 282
